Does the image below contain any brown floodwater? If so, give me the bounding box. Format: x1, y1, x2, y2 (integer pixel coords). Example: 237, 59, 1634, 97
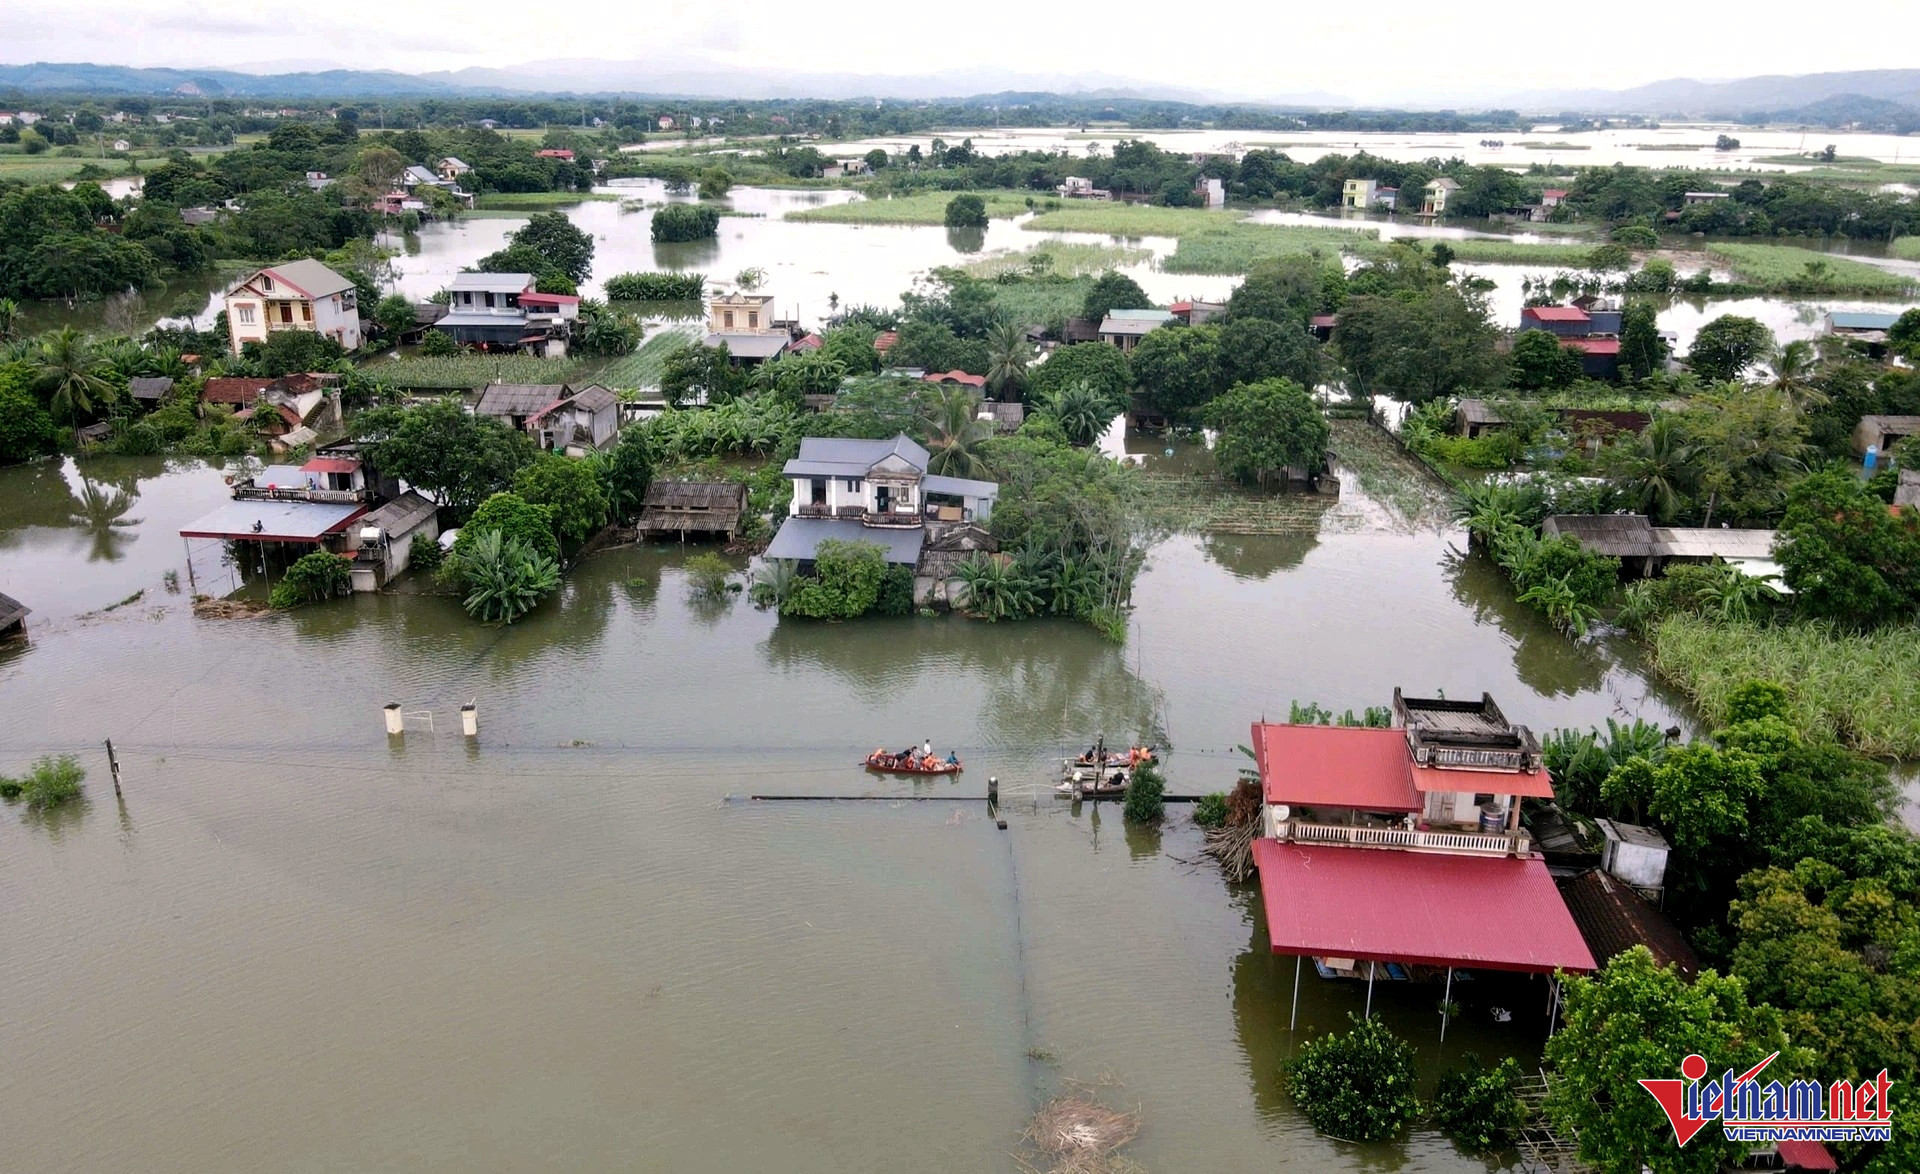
0, 449, 1692, 1171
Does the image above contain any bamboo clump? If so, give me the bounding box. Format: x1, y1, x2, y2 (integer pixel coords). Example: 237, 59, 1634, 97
1202, 778, 1264, 882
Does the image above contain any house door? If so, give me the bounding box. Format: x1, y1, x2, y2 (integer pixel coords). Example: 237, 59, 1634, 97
810, 478, 826, 506
875, 485, 891, 513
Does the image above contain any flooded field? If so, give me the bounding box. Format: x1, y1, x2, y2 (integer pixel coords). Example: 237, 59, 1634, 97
0, 445, 1687, 1172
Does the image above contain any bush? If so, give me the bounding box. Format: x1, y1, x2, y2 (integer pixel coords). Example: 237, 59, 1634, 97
452, 529, 560, 623
876, 564, 915, 616
944, 193, 989, 229
1723, 679, 1791, 725
1123, 759, 1165, 823
1610, 225, 1659, 249
781, 539, 887, 619
684, 552, 733, 599
269, 551, 354, 609
408, 531, 444, 576
1192, 791, 1229, 828
453, 492, 559, 568
420, 329, 460, 357
602, 271, 707, 301
651, 203, 720, 242
1283, 1013, 1422, 1142
3, 754, 86, 809
1431, 1054, 1528, 1152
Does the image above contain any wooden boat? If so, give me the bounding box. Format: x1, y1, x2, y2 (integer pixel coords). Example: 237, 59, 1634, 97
863, 752, 962, 775
1054, 768, 1131, 798
1068, 746, 1155, 769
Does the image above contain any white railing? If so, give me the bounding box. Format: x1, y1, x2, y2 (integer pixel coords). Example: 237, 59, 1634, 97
1273, 818, 1530, 858
1420, 745, 1530, 770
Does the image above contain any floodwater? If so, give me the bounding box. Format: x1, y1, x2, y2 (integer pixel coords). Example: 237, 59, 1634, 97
0, 450, 1687, 1171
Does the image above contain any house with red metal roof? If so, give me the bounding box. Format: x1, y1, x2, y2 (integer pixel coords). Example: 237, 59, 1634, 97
1519, 303, 1624, 379
1250, 689, 1594, 1027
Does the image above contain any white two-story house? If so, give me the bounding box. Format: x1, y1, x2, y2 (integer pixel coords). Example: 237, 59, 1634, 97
223, 260, 362, 356
764, 434, 998, 567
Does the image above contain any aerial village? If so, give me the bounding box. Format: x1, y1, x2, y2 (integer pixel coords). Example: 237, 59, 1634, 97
4, 80, 1920, 1174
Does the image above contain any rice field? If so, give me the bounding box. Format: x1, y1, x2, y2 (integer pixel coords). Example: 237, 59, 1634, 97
594, 322, 704, 389
784, 189, 1034, 225
1649, 616, 1920, 757
1326, 418, 1456, 528
1356, 239, 1603, 267
1703, 243, 1915, 295
1135, 471, 1335, 535
1891, 237, 1920, 262
473, 191, 620, 210
1161, 223, 1375, 274
983, 279, 1093, 327
961, 242, 1152, 280
1019, 203, 1240, 237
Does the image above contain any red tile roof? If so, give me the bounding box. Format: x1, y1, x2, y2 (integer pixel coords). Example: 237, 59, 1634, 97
1252, 724, 1420, 812
1169, 301, 1193, 313
201, 377, 270, 405
790, 333, 824, 352
1542, 188, 1569, 198
1561, 338, 1622, 355
1556, 869, 1699, 978
874, 331, 899, 353
535, 148, 574, 160
1776, 1140, 1838, 1172
1411, 763, 1556, 799
1523, 306, 1591, 323
922, 370, 986, 387
1253, 839, 1597, 973
1310, 314, 1337, 328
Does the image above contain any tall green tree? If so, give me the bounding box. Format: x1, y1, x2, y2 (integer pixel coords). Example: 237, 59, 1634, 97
1130, 323, 1222, 423
1687, 315, 1774, 383
1333, 287, 1504, 403
1080, 270, 1152, 323
942, 193, 988, 229
1218, 316, 1322, 392
1546, 947, 1807, 1174
1775, 469, 1920, 627
1508, 329, 1583, 391
921, 385, 993, 478
1620, 300, 1669, 381
1226, 255, 1331, 326
509, 211, 595, 284
984, 319, 1033, 399
1204, 378, 1329, 488
1026, 342, 1131, 416
354, 399, 535, 519
32, 326, 116, 422
512, 453, 610, 546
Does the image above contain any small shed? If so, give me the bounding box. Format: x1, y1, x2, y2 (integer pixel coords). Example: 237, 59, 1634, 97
915, 523, 998, 608
981, 400, 1025, 434
1455, 398, 1508, 438
127, 376, 175, 404
1597, 819, 1672, 899
1556, 868, 1698, 979
347, 490, 440, 592
75, 421, 114, 447
637, 481, 748, 542
1853, 415, 1920, 458
0, 591, 29, 639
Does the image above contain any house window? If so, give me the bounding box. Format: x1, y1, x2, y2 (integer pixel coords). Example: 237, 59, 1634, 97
485, 292, 496, 309
236, 304, 256, 325
843, 478, 861, 492
747, 312, 758, 329
1472, 793, 1494, 805
724, 311, 735, 329
259, 275, 273, 291
810, 478, 826, 506
279, 303, 294, 324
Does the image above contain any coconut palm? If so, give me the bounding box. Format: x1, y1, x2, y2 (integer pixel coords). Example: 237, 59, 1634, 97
984, 319, 1033, 399
33, 326, 116, 422
921, 385, 994, 479
1612, 416, 1699, 523
1766, 340, 1826, 414
1038, 379, 1113, 447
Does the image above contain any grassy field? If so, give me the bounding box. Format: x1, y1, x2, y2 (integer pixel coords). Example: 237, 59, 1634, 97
474, 191, 620, 210
1349, 237, 1600, 267
1161, 222, 1375, 274
1327, 418, 1455, 528
1891, 236, 1920, 261
1020, 203, 1241, 237
982, 278, 1093, 326
962, 241, 1152, 280
594, 322, 703, 389
0, 152, 150, 183
1649, 616, 1920, 758
785, 189, 1033, 225
1704, 243, 1915, 295
1135, 471, 1335, 535
364, 353, 600, 390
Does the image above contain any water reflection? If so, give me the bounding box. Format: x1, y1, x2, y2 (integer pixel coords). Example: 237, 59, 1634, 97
1203, 532, 1318, 581
68, 479, 143, 563
945, 226, 988, 254
1442, 547, 1607, 698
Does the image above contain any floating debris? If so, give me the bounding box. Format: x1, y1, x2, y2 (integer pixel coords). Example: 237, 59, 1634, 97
1018, 1092, 1142, 1174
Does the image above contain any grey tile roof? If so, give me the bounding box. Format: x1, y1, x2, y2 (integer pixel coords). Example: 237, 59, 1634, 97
450, 272, 534, 293
475, 384, 572, 417
261, 259, 355, 299
705, 332, 793, 360
786, 434, 930, 478
922, 474, 998, 498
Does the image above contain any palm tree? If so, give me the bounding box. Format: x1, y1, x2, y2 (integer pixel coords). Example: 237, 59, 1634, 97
1613, 416, 1698, 523
1038, 380, 1113, 447
69, 479, 141, 562
921, 385, 993, 478
34, 326, 116, 422
1766, 340, 1826, 414
984, 320, 1033, 399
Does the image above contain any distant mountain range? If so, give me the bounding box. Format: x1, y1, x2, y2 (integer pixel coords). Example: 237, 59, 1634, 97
0, 59, 1914, 119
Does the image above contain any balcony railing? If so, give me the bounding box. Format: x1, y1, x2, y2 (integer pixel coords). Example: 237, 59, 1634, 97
234, 485, 369, 504
795, 503, 865, 520
1272, 817, 1530, 858
1416, 745, 1531, 771
862, 508, 922, 528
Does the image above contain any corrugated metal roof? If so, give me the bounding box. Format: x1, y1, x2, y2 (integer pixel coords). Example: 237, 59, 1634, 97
179, 499, 366, 542
1411, 763, 1556, 799
1648, 527, 1777, 560
1252, 724, 1420, 812
705, 332, 792, 359
1555, 869, 1699, 978
450, 272, 534, 292
1523, 305, 1590, 322
0, 591, 28, 630
764, 517, 924, 565
922, 474, 999, 499
359, 490, 437, 537
1253, 840, 1597, 973
260, 259, 355, 299
1828, 311, 1901, 331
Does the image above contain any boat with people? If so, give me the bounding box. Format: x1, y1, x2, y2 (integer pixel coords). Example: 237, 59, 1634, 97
1055, 767, 1132, 798
863, 745, 963, 775
1066, 743, 1155, 770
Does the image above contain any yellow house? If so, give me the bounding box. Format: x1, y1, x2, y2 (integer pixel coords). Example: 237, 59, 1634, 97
222, 259, 362, 356
1342, 178, 1378, 208
1421, 177, 1460, 216
707, 292, 776, 334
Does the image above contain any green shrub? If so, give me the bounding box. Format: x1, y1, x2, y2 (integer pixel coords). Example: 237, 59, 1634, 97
420, 329, 460, 357
1431, 1054, 1528, 1152
1723, 679, 1791, 725
1123, 760, 1165, 823
602, 271, 707, 301
453, 493, 559, 566
1283, 1013, 1423, 1142
452, 529, 560, 623
876, 564, 915, 616
684, 552, 733, 599
651, 203, 720, 242
407, 531, 444, 575
269, 551, 354, 609
1417, 431, 1520, 469
3, 754, 86, 809
944, 193, 989, 229
781, 539, 887, 619
1193, 791, 1229, 828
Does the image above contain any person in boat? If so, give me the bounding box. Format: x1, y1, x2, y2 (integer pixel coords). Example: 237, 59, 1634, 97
946, 750, 959, 766
922, 738, 933, 759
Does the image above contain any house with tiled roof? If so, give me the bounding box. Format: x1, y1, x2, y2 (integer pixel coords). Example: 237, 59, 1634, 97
223, 259, 362, 356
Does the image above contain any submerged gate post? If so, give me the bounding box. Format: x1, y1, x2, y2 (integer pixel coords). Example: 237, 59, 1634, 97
1441, 967, 1453, 1041
1290, 955, 1301, 1031
1365, 961, 1376, 1020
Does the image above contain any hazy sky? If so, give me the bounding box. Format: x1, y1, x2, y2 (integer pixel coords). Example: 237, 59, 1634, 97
7, 0, 1918, 103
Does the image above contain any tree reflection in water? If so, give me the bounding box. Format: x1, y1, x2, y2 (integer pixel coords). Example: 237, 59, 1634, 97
1201, 533, 1318, 582
1442, 547, 1607, 698
68, 479, 142, 562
